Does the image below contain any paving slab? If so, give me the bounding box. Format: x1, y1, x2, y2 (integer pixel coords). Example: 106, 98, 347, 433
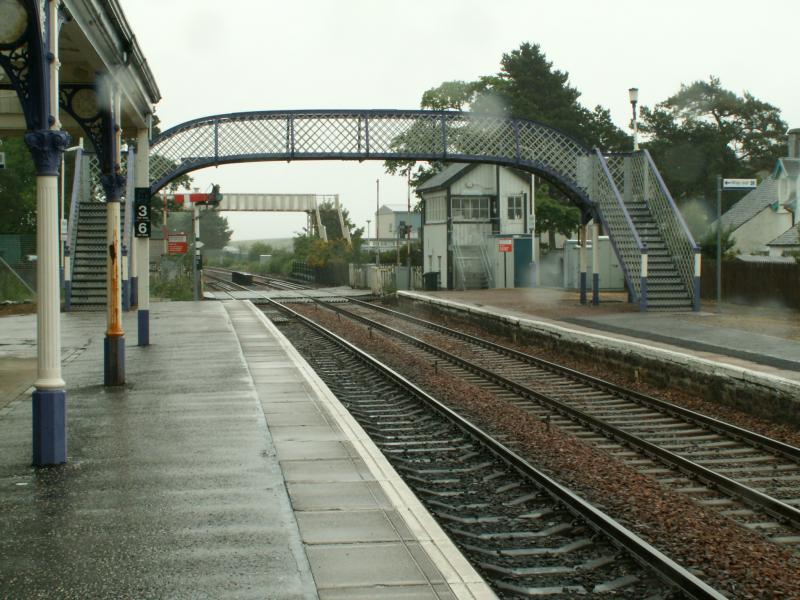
0, 302, 316, 599
1, 300, 495, 600
564, 312, 800, 371
235, 300, 495, 600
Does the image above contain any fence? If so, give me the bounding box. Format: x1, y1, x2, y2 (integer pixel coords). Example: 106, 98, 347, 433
291, 261, 350, 287
349, 264, 423, 295
701, 258, 800, 309
0, 234, 37, 302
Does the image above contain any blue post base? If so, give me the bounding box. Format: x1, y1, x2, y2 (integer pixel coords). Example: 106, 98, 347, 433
122, 280, 130, 312
592, 273, 599, 305
693, 276, 701, 312
104, 335, 125, 386
64, 280, 71, 312
32, 388, 67, 466
639, 277, 648, 312
130, 276, 138, 308
138, 309, 149, 346
579, 272, 587, 304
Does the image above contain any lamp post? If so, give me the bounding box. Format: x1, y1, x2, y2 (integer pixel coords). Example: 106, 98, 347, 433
366, 219, 371, 241
628, 87, 639, 151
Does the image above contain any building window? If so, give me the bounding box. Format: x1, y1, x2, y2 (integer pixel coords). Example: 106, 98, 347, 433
425, 196, 446, 222
507, 196, 523, 220
452, 196, 489, 220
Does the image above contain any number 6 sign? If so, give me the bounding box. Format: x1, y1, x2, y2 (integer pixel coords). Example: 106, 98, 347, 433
134, 188, 151, 238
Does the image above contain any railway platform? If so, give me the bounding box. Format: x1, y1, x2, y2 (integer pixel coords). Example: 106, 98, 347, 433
399, 288, 800, 382
0, 301, 491, 599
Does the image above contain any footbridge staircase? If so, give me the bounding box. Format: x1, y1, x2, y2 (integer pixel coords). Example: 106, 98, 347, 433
65, 150, 133, 311
146, 110, 700, 310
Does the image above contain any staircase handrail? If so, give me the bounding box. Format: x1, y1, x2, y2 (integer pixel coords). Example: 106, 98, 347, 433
122, 148, 135, 257
480, 242, 495, 288
452, 243, 467, 290
641, 150, 699, 304
591, 149, 644, 299
66, 149, 84, 278
642, 150, 699, 250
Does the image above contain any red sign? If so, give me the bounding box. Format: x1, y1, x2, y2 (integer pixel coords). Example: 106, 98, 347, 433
173, 193, 211, 206
167, 233, 188, 254
498, 238, 513, 253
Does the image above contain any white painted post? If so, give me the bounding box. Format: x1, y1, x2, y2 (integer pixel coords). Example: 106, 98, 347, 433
104, 89, 125, 386
29, 0, 69, 465
591, 220, 600, 305
530, 174, 538, 287
579, 223, 587, 304
135, 127, 150, 344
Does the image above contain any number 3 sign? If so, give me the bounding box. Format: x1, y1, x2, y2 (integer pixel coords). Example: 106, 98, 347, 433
134, 188, 151, 238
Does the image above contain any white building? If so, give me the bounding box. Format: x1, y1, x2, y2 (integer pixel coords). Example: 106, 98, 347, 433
375, 204, 421, 240
712, 129, 800, 256
418, 163, 533, 289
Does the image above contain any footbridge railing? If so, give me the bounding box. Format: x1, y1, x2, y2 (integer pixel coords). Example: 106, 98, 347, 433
148, 110, 590, 202
148, 109, 697, 308
605, 151, 700, 309
585, 151, 645, 302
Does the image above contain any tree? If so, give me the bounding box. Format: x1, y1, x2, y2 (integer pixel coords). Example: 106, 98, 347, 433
471, 43, 630, 150
0, 137, 37, 234
535, 192, 580, 250
700, 226, 737, 261
385, 42, 631, 194
198, 209, 232, 251
247, 241, 273, 262
640, 77, 787, 203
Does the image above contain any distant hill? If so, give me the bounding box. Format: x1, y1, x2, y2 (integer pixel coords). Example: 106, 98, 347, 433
229, 238, 294, 252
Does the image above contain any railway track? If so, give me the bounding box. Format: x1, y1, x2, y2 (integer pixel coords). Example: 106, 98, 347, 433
204, 267, 312, 292
284, 297, 800, 550
267, 299, 723, 599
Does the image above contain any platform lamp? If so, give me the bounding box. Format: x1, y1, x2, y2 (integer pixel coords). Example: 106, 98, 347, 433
628, 87, 639, 151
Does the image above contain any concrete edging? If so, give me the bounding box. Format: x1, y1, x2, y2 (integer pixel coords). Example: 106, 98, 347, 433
398, 291, 800, 426
244, 300, 497, 600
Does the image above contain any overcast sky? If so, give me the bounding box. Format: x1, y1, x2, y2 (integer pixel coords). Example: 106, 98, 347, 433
123, 0, 799, 241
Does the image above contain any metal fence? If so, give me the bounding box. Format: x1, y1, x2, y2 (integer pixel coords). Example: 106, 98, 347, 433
0, 234, 37, 301
349, 264, 423, 294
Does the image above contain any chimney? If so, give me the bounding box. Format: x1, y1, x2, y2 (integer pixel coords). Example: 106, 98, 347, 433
789, 128, 800, 159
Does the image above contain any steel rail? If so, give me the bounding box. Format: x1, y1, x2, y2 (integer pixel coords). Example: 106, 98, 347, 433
347, 297, 800, 463
265, 298, 726, 600
308, 298, 800, 531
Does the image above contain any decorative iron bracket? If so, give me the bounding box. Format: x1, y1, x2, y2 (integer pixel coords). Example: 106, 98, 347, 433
0, 0, 49, 131
60, 83, 105, 164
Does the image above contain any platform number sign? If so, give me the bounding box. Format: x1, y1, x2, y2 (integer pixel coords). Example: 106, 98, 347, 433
134, 187, 151, 238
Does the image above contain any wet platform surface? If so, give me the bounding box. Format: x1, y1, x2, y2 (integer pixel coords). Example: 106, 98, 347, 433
0, 301, 491, 599
564, 312, 800, 372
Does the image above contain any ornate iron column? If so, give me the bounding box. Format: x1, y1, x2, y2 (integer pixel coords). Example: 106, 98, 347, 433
99, 85, 126, 385
1, 0, 71, 465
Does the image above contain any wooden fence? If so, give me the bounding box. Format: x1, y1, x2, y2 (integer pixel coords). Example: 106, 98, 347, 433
701, 258, 800, 308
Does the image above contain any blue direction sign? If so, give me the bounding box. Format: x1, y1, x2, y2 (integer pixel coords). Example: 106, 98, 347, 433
134, 187, 151, 238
